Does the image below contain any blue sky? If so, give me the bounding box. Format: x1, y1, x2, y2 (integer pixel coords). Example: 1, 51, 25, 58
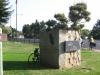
7, 0, 100, 31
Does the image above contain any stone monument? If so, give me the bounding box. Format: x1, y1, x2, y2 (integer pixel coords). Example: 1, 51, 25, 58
40, 29, 81, 69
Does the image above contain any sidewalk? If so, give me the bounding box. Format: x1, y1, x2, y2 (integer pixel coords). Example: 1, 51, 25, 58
93, 49, 100, 52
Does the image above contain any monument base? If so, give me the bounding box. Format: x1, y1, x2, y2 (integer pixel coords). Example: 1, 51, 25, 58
40, 29, 81, 69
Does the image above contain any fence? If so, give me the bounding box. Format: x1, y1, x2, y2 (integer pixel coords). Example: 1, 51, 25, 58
8, 38, 100, 50
8, 38, 39, 44
82, 39, 100, 50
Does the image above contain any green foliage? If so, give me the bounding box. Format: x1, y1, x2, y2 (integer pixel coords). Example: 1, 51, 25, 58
22, 19, 57, 38
22, 20, 46, 38
39, 21, 46, 31
69, 3, 90, 30
22, 24, 31, 38
2, 26, 17, 38
54, 13, 68, 23
33, 48, 40, 62
2, 26, 12, 34
30, 20, 40, 38
0, 0, 11, 25
54, 3, 90, 31
54, 13, 68, 29
11, 27, 17, 37
81, 29, 90, 39
45, 19, 57, 31
90, 19, 100, 39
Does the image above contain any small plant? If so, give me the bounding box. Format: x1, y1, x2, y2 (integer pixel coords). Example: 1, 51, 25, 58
33, 48, 40, 63
28, 48, 40, 64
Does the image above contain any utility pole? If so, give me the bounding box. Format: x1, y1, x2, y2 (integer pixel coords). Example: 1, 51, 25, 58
16, 0, 17, 37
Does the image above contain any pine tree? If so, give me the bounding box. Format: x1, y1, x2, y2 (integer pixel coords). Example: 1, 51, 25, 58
69, 3, 90, 30
91, 19, 100, 39
0, 0, 11, 25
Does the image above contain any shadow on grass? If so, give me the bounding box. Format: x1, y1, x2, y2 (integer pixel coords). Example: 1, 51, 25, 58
3, 61, 57, 70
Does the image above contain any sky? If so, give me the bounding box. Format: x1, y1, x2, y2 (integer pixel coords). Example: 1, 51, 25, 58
6, 0, 100, 31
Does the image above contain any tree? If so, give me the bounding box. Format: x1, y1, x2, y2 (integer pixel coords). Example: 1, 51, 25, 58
22, 24, 31, 38
45, 19, 57, 30
69, 3, 90, 30
39, 21, 46, 31
0, 0, 11, 25
90, 19, 100, 39
2, 26, 12, 34
80, 29, 90, 39
22, 20, 46, 39
54, 13, 68, 29
7, 27, 17, 38
54, 3, 90, 31
30, 20, 40, 38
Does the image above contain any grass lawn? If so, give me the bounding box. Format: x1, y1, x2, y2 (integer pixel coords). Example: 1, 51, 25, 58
3, 41, 100, 75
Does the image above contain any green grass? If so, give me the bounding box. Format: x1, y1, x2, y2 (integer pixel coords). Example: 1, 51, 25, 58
3, 41, 100, 75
